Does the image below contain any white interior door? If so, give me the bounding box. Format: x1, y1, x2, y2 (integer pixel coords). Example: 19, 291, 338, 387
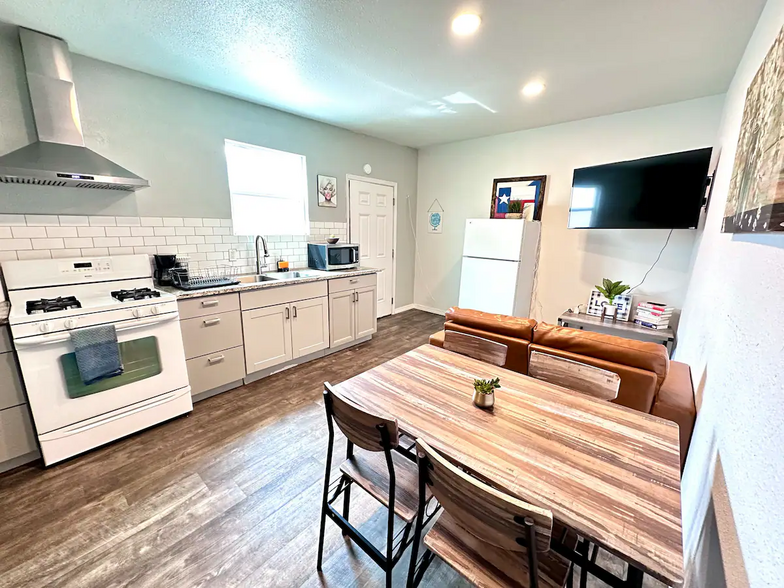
349, 179, 395, 318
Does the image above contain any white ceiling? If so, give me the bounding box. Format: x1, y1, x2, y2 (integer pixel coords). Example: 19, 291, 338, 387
0, 0, 765, 148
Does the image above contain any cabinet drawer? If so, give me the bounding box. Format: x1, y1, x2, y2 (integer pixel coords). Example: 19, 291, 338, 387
328, 274, 376, 294
186, 345, 245, 396
0, 352, 25, 411
240, 281, 327, 310
178, 293, 240, 320
0, 404, 37, 463
180, 311, 243, 359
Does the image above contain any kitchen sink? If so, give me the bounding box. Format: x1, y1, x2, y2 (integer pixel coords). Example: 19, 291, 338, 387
237, 270, 324, 284
237, 274, 278, 283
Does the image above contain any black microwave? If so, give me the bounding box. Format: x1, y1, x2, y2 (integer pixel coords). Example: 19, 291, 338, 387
307, 243, 360, 270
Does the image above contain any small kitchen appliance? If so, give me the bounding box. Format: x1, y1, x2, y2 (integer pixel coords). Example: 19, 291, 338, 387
153, 253, 178, 286
4, 254, 192, 466
307, 243, 360, 271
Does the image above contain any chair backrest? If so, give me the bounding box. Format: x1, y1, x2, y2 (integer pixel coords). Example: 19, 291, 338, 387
443, 331, 508, 367
416, 439, 553, 553
323, 382, 399, 452
528, 350, 620, 401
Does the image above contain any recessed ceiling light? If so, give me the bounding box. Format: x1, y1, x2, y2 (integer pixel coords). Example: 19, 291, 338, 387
452, 14, 481, 36
522, 81, 546, 97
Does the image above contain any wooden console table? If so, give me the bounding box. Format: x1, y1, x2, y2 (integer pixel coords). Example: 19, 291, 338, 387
558, 312, 675, 356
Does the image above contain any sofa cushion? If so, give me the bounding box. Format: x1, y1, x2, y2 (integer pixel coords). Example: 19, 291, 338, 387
533, 323, 669, 389
652, 361, 696, 468
529, 344, 658, 413
445, 307, 536, 341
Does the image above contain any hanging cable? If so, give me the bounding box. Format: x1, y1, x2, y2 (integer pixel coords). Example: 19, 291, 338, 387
629, 229, 673, 292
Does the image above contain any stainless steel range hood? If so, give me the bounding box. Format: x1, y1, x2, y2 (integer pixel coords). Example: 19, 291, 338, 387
0, 28, 149, 191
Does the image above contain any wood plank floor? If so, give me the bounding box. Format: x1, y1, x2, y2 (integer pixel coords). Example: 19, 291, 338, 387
0, 310, 663, 588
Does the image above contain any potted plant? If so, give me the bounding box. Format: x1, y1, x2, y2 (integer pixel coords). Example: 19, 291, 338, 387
595, 278, 630, 321
472, 377, 500, 409
505, 200, 523, 219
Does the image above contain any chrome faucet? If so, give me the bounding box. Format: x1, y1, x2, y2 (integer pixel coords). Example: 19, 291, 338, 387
255, 235, 269, 274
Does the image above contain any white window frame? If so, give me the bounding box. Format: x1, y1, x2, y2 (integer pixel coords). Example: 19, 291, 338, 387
224, 139, 309, 236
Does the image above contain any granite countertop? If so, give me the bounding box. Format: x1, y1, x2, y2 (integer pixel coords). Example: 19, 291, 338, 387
160, 267, 380, 299
0, 301, 8, 325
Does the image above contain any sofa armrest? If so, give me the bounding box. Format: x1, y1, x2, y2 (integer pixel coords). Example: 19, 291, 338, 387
651, 360, 696, 470
429, 330, 445, 348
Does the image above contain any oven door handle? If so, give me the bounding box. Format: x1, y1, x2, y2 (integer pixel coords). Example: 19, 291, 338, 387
14, 314, 179, 347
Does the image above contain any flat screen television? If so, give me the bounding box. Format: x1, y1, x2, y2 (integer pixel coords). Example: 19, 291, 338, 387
568, 148, 712, 229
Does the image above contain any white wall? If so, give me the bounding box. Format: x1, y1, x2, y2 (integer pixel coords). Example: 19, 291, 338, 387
0, 25, 419, 306
414, 97, 724, 323
677, 2, 784, 587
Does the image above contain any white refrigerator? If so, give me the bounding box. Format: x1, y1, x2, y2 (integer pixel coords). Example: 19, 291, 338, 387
457, 219, 541, 317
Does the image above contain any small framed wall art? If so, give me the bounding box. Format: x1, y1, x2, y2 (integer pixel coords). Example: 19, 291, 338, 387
490, 175, 547, 221
317, 175, 337, 208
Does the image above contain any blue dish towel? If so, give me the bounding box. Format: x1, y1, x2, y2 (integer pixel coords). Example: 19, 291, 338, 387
71, 325, 124, 385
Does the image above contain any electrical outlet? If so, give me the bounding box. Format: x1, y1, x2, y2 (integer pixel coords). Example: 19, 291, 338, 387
228, 248, 239, 262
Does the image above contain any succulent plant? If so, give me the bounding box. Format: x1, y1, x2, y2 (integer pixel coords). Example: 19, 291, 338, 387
473, 377, 501, 395
507, 200, 522, 213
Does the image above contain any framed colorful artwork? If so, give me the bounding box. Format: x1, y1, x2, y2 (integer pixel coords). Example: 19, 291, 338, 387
317, 175, 337, 208
490, 176, 547, 221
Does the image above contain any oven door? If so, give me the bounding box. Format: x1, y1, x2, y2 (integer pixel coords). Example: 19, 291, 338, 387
327, 246, 359, 267
14, 313, 189, 434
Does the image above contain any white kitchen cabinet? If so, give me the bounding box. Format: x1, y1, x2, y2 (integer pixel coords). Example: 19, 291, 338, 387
242, 303, 293, 373
329, 290, 356, 347
329, 283, 377, 347
291, 297, 330, 359
355, 286, 378, 339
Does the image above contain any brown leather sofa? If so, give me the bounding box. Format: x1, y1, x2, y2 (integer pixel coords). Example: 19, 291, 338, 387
430, 307, 696, 468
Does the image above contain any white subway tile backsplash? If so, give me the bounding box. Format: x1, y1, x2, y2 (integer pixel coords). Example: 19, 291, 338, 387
186, 236, 206, 244
65, 237, 94, 249
189, 252, 207, 261
197, 244, 216, 253
175, 226, 195, 236
105, 227, 131, 237
140, 217, 163, 227
51, 249, 82, 259
194, 227, 214, 236
77, 227, 106, 238
109, 247, 136, 256
184, 218, 203, 227
120, 237, 144, 247
32, 238, 65, 250
165, 236, 186, 245
12, 226, 47, 238
0, 239, 32, 251
81, 247, 109, 256
220, 219, 232, 227
25, 215, 60, 226
0, 251, 17, 261
115, 216, 141, 227
0, 227, 10, 239
178, 244, 198, 254
156, 245, 179, 255
130, 226, 154, 237
143, 236, 167, 246
46, 226, 78, 238
203, 218, 221, 227
0, 215, 26, 226
153, 227, 175, 236
88, 216, 116, 226
133, 246, 157, 255
213, 228, 230, 236
18, 250, 52, 260
92, 237, 120, 247
58, 215, 89, 226
205, 236, 222, 244
163, 217, 184, 227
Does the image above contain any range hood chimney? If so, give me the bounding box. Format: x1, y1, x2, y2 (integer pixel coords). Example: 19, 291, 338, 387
0, 28, 149, 191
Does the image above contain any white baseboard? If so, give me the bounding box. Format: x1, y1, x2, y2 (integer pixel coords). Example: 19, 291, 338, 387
413, 304, 447, 315
393, 303, 416, 314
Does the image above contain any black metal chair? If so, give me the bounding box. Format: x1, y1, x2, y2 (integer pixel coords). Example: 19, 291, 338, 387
317, 382, 438, 587
407, 439, 574, 588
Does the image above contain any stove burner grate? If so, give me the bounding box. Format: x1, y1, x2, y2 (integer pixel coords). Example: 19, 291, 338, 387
26, 296, 82, 315
111, 288, 162, 302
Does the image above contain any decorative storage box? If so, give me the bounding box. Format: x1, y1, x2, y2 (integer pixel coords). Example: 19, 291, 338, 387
587, 289, 633, 322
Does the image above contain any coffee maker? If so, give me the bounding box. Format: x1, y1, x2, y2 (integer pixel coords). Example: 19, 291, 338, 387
153, 254, 178, 286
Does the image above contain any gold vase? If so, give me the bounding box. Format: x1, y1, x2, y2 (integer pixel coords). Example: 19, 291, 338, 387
472, 389, 495, 409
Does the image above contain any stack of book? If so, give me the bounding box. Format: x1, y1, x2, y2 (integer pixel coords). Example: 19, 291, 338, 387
634, 302, 673, 330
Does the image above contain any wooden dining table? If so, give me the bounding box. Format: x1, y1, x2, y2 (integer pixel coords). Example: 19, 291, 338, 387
334, 344, 684, 588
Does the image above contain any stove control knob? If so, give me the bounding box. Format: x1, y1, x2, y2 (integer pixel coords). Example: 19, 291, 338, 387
150, 305, 160, 316
64, 318, 78, 330
39, 322, 52, 333
132, 308, 145, 318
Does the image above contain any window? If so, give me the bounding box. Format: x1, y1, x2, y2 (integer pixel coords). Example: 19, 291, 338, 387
224, 139, 309, 236
568, 187, 599, 228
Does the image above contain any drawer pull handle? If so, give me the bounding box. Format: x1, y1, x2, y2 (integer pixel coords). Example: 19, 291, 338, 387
203, 318, 221, 326
285, 307, 290, 320
207, 355, 225, 364
293, 305, 298, 318
350, 279, 358, 283
201, 300, 220, 307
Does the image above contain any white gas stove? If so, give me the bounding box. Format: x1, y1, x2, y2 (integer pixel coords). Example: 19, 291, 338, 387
4, 254, 192, 466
